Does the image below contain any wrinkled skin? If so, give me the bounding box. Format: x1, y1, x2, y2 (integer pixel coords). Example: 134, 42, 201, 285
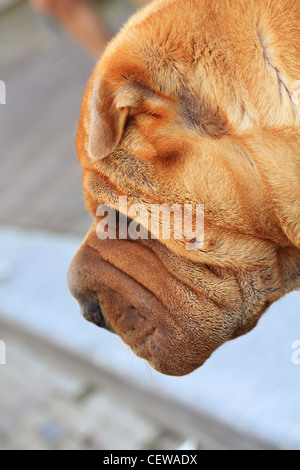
68, 0, 300, 376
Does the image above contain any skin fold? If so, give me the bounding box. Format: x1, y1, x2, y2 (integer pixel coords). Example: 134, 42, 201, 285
68, 0, 300, 376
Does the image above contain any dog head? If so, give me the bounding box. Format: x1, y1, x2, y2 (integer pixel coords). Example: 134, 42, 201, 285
68, 0, 300, 376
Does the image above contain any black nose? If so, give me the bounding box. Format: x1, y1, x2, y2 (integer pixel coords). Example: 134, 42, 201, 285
78, 295, 113, 332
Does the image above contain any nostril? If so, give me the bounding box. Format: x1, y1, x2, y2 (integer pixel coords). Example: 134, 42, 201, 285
81, 298, 104, 327
77, 294, 114, 333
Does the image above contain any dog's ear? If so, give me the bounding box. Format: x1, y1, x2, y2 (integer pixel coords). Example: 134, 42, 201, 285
89, 79, 143, 160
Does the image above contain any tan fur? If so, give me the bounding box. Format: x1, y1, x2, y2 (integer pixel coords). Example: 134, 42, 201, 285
68, 0, 300, 376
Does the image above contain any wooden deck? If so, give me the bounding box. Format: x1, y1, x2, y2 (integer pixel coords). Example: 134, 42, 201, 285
0, 1, 95, 236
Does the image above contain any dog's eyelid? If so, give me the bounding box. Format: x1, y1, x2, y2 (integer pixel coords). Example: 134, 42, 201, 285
145, 104, 164, 116
149, 111, 161, 118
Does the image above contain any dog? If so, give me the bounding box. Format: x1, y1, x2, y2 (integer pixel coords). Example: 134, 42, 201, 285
68, 0, 300, 376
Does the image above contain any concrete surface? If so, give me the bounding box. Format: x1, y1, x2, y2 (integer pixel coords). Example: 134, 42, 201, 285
0, 318, 186, 450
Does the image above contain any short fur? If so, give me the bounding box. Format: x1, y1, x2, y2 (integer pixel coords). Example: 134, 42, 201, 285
68, 0, 300, 376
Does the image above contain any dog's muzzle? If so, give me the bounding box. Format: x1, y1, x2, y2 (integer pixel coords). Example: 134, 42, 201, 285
67, 228, 244, 376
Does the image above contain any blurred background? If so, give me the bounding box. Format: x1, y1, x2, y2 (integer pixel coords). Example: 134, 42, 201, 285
0, 0, 299, 451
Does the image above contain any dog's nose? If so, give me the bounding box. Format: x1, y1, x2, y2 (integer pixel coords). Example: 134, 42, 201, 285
67, 252, 114, 332
76, 294, 113, 332
79, 296, 105, 327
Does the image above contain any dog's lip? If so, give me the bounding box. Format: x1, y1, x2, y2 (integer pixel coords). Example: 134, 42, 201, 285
132, 334, 155, 362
